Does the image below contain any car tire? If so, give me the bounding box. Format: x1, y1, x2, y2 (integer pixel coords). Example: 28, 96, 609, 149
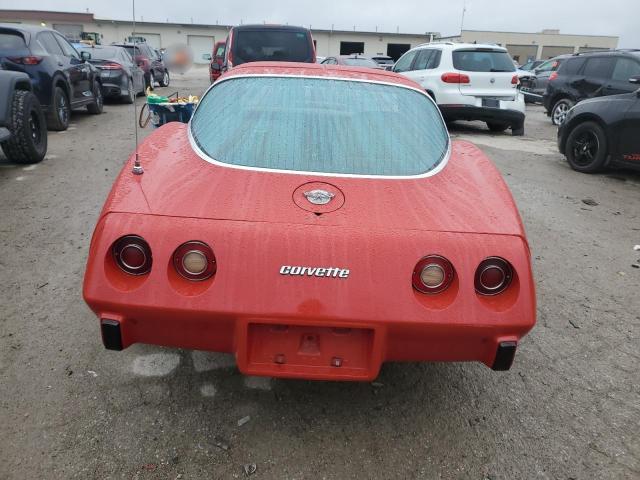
159, 70, 170, 87
1, 90, 47, 164
487, 122, 509, 133
87, 80, 103, 114
121, 77, 135, 104
46, 86, 70, 131
565, 121, 608, 173
512, 123, 525, 136
551, 98, 575, 126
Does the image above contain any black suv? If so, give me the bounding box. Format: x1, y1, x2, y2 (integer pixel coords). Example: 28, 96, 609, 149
543, 50, 640, 125
0, 24, 103, 131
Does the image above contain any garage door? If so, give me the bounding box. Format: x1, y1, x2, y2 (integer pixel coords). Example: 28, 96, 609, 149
188, 35, 215, 64
136, 33, 161, 49
506, 44, 538, 64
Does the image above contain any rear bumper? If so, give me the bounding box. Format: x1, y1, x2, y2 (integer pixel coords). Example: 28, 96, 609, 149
440, 105, 525, 126
84, 212, 536, 381
98, 73, 127, 97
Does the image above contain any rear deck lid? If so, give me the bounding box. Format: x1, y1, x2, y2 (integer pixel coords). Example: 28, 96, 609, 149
453, 47, 517, 97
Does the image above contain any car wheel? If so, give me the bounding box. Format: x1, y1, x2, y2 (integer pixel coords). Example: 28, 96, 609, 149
486, 122, 509, 133
159, 71, 170, 87
1, 90, 47, 164
46, 86, 70, 131
121, 77, 135, 104
511, 123, 525, 136
565, 121, 608, 173
144, 72, 153, 91
551, 98, 575, 126
87, 80, 103, 114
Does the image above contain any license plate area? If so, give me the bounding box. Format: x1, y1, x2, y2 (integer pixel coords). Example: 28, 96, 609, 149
245, 323, 375, 380
482, 98, 500, 108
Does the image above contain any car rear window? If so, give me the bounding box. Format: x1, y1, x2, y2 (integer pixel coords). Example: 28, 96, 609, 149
0, 32, 26, 51
232, 29, 312, 65
191, 76, 448, 177
452, 49, 516, 72
343, 58, 378, 67
81, 47, 120, 60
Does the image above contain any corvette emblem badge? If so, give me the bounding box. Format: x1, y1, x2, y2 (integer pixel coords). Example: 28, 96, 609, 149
303, 189, 335, 205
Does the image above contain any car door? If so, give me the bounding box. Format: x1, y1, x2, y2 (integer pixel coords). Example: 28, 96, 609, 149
604, 57, 640, 96
618, 87, 640, 163
575, 56, 616, 100
53, 32, 91, 101
121, 49, 144, 92
402, 49, 442, 90
532, 58, 561, 94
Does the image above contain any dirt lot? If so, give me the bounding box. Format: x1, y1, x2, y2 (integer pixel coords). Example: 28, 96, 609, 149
1, 68, 639, 479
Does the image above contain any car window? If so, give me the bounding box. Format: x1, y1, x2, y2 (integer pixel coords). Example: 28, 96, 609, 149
54, 33, 80, 59
452, 49, 515, 72
611, 58, 640, 82
535, 59, 560, 73
215, 44, 225, 57
191, 76, 449, 177
0, 32, 27, 50
232, 29, 313, 65
343, 57, 378, 67
559, 57, 584, 75
120, 49, 133, 63
393, 50, 418, 73
582, 57, 616, 78
36, 31, 64, 56
413, 50, 433, 70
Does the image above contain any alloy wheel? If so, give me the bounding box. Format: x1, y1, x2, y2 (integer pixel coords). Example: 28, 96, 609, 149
571, 131, 599, 166
58, 94, 68, 125
553, 103, 569, 125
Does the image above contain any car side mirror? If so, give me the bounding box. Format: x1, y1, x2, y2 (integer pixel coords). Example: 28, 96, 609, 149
629, 75, 640, 85
80, 51, 91, 61
202, 53, 212, 61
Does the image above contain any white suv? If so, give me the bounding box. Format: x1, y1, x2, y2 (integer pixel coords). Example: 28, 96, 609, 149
393, 42, 526, 135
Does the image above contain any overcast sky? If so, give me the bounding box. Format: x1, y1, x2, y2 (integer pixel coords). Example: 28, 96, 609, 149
10, 0, 639, 47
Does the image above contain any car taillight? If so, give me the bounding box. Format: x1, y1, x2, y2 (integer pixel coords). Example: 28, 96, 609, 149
511, 74, 519, 85
98, 62, 123, 70
173, 241, 217, 281
549, 72, 558, 81
412, 255, 455, 294
112, 235, 152, 275
8, 56, 42, 65
475, 257, 513, 295
441, 72, 470, 84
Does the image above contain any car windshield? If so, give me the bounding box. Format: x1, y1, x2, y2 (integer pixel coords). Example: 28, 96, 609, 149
120, 45, 145, 58
80, 47, 120, 60
343, 58, 378, 67
452, 49, 516, 72
191, 76, 448, 177
232, 29, 312, 65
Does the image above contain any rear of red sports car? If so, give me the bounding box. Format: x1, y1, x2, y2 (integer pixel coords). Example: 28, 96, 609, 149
83, 62, 535, 381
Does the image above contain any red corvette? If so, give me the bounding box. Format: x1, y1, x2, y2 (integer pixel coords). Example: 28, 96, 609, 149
83, 62, 536, 381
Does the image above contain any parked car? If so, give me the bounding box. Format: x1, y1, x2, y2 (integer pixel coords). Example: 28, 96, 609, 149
519, 59, 544, 71
203, 40, 225, 83
393, 42, 525, 135
0, 70, 47, 163
371, 55, 395, 67
544, 50, 640, 125
76, 45, 145, 103
0, 23, 104, 131
218, 24, 315, 74
83, 62, 536, 379
517, 55, 569, 104
558, 75, 640, 172
321, 55, 385, 69
112, 42, 169, 89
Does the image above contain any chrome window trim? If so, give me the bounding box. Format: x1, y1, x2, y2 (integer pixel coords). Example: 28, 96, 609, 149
188, 73, 451, 180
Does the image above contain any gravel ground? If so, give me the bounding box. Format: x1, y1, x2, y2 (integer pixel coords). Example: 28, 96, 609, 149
1, 67, 639, 479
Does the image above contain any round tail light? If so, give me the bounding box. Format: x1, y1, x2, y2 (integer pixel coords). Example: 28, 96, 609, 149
475, 257, 513, 295
173, 241, 216, 281
412, 255, 455, 294
112, 235, 152, 275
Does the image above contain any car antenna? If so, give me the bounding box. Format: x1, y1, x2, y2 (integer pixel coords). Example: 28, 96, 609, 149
131, 0, 143, 175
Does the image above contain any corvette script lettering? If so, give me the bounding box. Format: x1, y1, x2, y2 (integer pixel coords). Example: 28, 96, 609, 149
280, 266, 350, 278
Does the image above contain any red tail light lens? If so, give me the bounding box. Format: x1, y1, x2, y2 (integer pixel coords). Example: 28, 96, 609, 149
511, 74, 519, 85
8, 56, 43, 65
549, 72, 558, 82
112, 235, 152, 275
475, 257, 513, 295
98, 62, 123, 70
412, 255, 455, 294
441, 72, 470, 84
173, 241, 216, 281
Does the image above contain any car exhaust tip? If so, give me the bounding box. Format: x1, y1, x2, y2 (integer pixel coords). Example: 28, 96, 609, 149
100, 318, 123, 351
492, 341, 517, 371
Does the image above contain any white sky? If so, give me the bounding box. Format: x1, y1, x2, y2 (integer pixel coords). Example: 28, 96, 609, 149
5, 0, 639, 47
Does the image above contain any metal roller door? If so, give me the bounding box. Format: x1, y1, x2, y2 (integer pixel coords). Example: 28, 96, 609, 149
188, 35, 215, 64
